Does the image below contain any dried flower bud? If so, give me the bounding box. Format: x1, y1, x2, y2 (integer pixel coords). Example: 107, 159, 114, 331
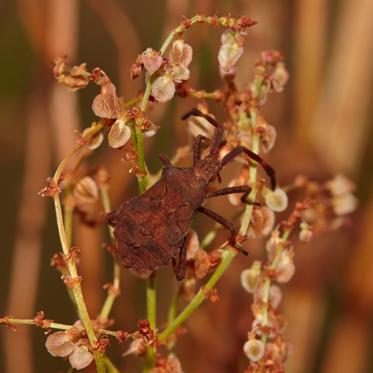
275, 251, 295, 283
141, 48, 163, 75
45, 331, 74, 357
73, 177, 99, 204
194, 249, 210, 279
92, 77, 119, 119
122, 338, 146, 357
69, 342, 94, 370
151, 74, 176, 103
53, 57, 91, 91
326, 174, 355, 196
108, 118, 131, 148
269, 285, 282, 309
272, 62, 289, 92
248, 207, 275, 238
241, 261, 261, 293
169, 40, 193, 67
264, 188, 288, 212
332, 193, 358, 215
82, 128, 104, 150
243, 339, 265, 362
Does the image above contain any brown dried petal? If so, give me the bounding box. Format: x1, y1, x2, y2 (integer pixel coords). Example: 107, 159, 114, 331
169, 40, 193, 67
69, 343, 94, 370
141, 48, 163, 75
45, 331, 74, 357
151, 75, 175, 103
92, 78, 119, 119
73, 176, 99, 204
108, 119, 131, 148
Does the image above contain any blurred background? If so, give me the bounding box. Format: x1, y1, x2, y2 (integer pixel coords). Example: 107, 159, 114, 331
0, 0, 372, 372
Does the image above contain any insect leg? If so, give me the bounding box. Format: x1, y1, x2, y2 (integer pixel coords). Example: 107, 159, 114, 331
197, 206, 248, 255
205, 185, 260, 206
182, 108, 223, 159
172, 237, 187, 281
218, 146, 276, 190
193, 135, 207, 165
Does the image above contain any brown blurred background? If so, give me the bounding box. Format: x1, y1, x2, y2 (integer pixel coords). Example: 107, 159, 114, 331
0, 0, 373, 372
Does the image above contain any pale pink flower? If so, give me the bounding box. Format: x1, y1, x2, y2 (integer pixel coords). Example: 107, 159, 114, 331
326, 174, 355, 196
69, 342, 94, 370
92, 76, 119, 119
248, 207, 275, 238
243, 339, 265, 362
275, 250, 295, 283
241, 261, 261, 293
141, 48, 163, 75
332, 193, 358, 215
264, 188, 288, 212
108, 118, 131, 148
272, 62, 289, 92
45, 331, 74, 357
169, 39, 193, 67
151, 74, 176, 103
122, 338, 146, 357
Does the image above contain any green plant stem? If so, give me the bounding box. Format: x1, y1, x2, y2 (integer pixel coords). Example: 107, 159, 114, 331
0, 317, 120, 338
52, 124, 106, 373
104, 356, 120, 373
54, 194, 105, 372
98, 186, 121, 321
145, 275, 156, 370
159, 248, 235, 341
62, 194, 79, 309
260, 230, 290, 346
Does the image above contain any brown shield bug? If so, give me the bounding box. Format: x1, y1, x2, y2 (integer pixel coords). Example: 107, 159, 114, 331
107, 108, 276, 280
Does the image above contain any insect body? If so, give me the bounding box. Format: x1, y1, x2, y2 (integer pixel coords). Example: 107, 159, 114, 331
107, 109, 276, 280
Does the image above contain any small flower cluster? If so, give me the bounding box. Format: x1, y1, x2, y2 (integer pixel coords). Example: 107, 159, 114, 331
45, 321, 94, 370
240, 177, 357, 372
